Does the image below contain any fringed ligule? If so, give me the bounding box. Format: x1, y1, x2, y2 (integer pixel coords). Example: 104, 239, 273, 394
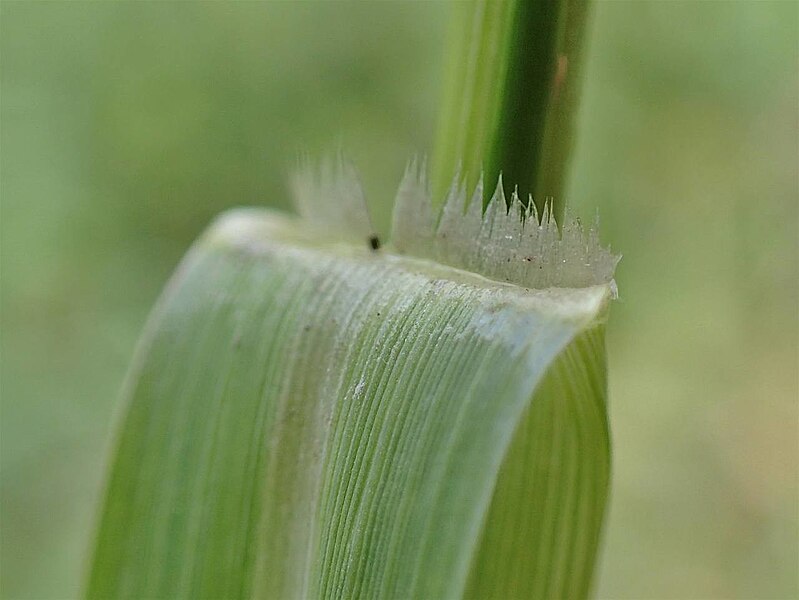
290, 153, 374, 241
392, 161, 620, 290
390, 156, 435, 255
291, 158, 620, 291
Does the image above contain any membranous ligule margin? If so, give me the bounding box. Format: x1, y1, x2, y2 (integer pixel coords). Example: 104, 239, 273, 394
293, 158, 620, 292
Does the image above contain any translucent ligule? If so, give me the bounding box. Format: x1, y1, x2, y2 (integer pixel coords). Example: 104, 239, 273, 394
292, 159, 620, 290
390, 157, 435, 256
291, 154, 374, 241
391, 164, 620, 290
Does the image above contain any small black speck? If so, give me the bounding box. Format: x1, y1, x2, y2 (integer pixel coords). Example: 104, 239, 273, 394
369, 235, 381, 251
377, 311, 381, 316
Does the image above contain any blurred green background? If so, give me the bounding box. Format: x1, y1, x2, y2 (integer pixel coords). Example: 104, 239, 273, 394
1, 2, 796, 598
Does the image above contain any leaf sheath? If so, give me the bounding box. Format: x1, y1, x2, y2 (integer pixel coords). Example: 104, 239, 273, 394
87, 209, 611, 599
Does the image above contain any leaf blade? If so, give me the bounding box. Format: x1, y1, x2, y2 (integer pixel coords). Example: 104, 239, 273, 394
87, 208, 612, 599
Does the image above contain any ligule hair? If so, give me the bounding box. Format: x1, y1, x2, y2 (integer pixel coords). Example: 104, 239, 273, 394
292, 156, 620, 291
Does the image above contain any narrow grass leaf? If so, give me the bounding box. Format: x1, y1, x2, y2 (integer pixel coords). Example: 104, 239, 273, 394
88, 167, 616, 598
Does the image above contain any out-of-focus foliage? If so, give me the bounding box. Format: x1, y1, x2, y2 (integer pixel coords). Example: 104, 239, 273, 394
570, 5, 798, 598
1, 2, 796, 599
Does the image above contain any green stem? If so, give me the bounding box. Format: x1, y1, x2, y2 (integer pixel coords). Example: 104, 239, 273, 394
432, 0, 591, 221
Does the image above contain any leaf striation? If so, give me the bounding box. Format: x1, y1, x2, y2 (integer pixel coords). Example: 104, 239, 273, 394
87, 162, 617, 599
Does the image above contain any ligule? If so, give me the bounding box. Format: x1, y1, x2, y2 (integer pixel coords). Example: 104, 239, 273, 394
294, 158, 620, 291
